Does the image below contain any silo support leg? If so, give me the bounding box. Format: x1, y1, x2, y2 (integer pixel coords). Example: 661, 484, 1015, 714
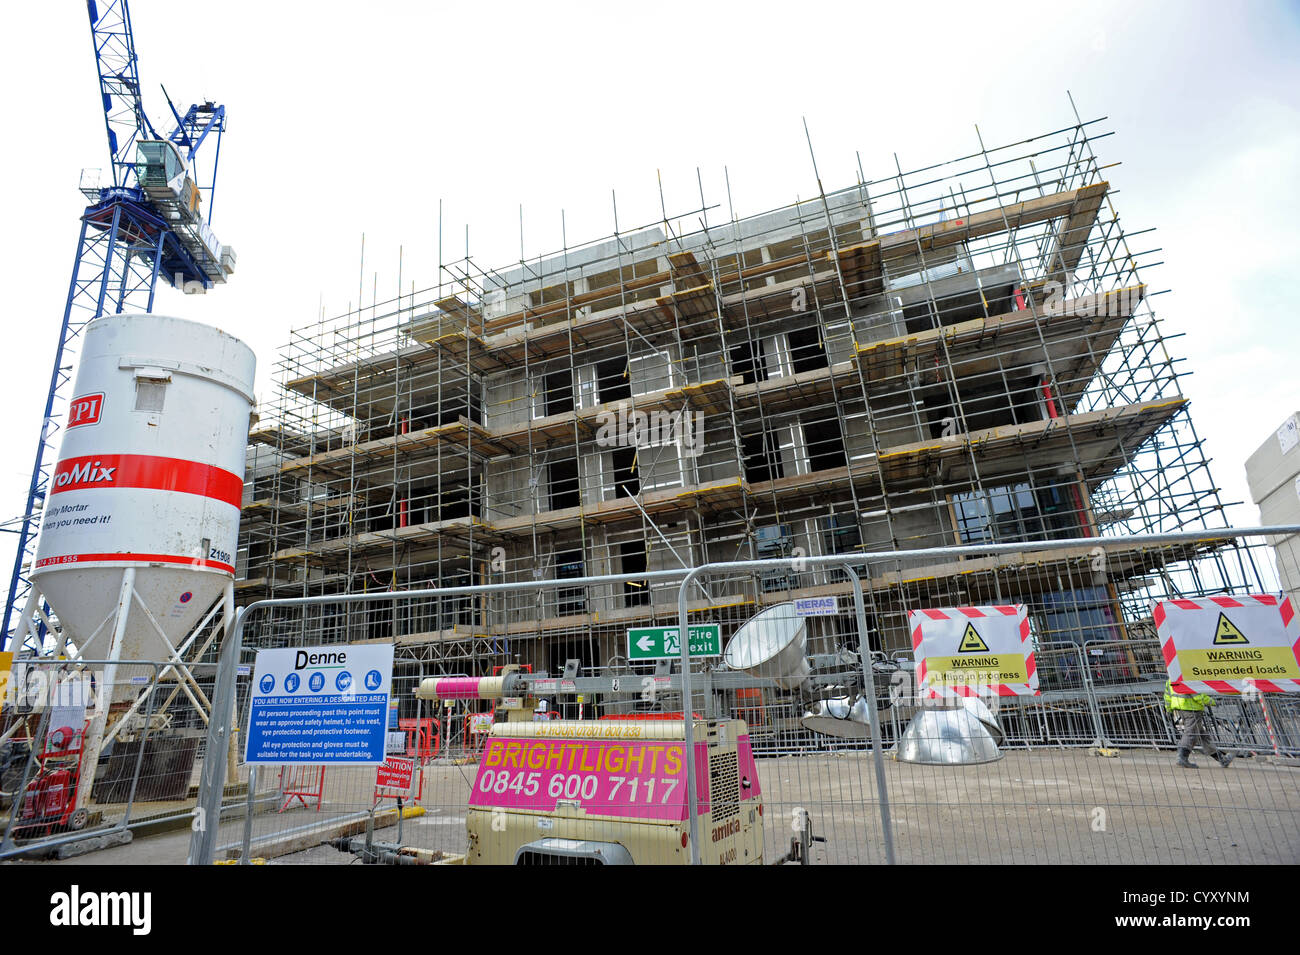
222, 582, 239, 787
74, 567, 135, 812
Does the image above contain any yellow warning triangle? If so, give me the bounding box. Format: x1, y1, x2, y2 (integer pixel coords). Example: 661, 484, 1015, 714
958, 622, 990, 653
1212, 612, 1249, 645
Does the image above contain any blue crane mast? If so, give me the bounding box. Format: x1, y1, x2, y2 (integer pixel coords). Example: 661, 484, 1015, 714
2, 0, 234, 650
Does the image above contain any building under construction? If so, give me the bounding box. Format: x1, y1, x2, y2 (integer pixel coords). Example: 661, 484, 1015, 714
234, 114, 1271, 689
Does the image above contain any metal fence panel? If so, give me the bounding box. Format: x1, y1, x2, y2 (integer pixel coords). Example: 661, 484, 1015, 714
1, 658, 219, 861
183, 529, 1300, 866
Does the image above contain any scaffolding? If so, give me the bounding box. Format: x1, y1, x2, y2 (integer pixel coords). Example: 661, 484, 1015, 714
236, 107, 1275, 679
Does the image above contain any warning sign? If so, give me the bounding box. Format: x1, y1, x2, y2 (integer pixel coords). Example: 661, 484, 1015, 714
1155, 596, 1300, 693
1212, 613, 1249, 645
376, 756, 415, 792
908, 605, 1037, 698
958, 623, 990, 653
374, 755, 420, 806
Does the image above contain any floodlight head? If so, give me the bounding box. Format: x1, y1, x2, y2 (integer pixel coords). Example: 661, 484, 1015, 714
959, 696, 1005, 745
801, 693, 873, 739
894, 704, 1003, 765
723, 602, 810, 691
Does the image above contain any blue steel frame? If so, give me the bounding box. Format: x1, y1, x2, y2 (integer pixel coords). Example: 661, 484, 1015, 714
3, 201, 167, 649
168, 102, 227, 225
86, 0, 159, 189
2, 1, 229, 649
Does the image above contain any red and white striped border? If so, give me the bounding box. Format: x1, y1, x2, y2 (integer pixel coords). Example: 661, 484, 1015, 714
34, 552, 235, 575
50, 453, 243, 509
908, 604, 1038, 698
1155, 594, 1300, 694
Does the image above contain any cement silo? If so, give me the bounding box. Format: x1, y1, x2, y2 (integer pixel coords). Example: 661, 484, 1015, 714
20, 312, 254, 820
31, 313, 254, 665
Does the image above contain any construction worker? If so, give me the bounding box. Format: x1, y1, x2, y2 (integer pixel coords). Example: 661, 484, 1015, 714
1163, 680, 1233, 769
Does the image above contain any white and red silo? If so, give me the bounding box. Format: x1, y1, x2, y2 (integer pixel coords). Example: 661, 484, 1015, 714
30, 313, 255, 666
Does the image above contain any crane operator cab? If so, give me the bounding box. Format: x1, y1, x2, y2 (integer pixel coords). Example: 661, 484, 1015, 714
135, 140, 202, 222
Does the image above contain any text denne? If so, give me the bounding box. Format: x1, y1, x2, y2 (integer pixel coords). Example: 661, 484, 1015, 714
295, 650, 347, 669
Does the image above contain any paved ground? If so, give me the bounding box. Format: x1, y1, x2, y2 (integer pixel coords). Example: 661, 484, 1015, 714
6, 749, 1297, 864
758, 748, 1300, 864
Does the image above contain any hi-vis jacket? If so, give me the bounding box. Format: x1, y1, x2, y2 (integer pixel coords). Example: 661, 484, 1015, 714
1164, 680, 1212, 712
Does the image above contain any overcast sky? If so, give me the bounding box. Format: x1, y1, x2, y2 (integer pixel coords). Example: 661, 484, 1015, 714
2, 0, 1298, 583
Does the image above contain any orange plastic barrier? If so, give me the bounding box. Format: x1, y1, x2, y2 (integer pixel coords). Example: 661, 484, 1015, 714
398, 717, 440, 763
278, 765, 325, 812
735, 687, 767, 728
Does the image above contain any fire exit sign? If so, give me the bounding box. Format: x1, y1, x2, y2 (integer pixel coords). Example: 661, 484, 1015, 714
626, 625, 722, 661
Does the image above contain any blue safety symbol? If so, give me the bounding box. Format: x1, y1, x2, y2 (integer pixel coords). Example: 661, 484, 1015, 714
364, 669, 382, 691
336, 671, 353, 692
259, 673, 275, 694
309, 671, 325, 692
285, 672, 301, 693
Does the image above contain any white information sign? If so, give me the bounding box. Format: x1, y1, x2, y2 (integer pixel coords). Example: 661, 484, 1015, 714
794, 597, 839, 616
1278, 415, 1299, 456
244, 644, 395, 764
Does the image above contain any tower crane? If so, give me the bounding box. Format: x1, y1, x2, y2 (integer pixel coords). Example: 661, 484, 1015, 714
2, 0, 234, 650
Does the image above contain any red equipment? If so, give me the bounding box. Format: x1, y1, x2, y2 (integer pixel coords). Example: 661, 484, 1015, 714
15, 721, 90, 836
